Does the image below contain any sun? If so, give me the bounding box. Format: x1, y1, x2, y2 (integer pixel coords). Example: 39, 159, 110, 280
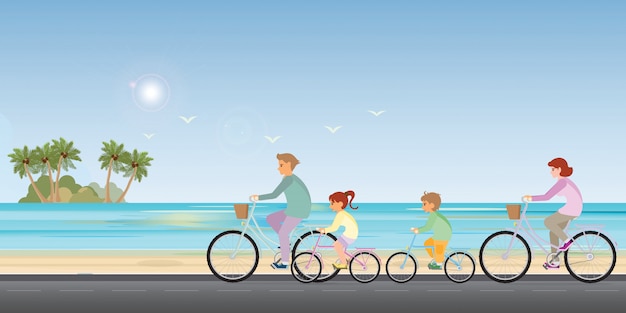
130, 73, 170, 112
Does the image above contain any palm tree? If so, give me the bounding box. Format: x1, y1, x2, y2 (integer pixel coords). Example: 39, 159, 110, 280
98, 140, 130, 203
33, 142, 60, 202
7, 146, 48, 202
51, 137, 82, 202
116, 149, 153, 203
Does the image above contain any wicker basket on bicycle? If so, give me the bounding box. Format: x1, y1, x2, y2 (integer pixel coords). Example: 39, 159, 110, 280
506, 204, 521, 220
234, 204, 249, 219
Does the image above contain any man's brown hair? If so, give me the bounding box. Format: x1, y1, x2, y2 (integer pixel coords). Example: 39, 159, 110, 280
276, 153, 300, 170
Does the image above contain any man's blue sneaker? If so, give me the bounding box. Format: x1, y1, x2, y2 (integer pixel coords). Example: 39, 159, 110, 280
271, 261, 288, 269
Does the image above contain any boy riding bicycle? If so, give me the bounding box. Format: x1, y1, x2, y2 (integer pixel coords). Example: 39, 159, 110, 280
410, 191, 452, 270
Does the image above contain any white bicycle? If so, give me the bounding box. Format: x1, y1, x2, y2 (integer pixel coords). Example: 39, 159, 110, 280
206, 198, 333, 282
479, 199, 617, 283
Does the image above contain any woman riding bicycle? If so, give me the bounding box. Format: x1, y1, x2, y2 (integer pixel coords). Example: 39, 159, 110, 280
523, 157, 582, 269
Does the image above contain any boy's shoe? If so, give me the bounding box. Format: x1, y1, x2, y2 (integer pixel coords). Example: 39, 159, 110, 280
558, 239, 574, 252
271, 262, 288, 270
543, 262, 560, 270
427, 262, 442, 270
332, 263, 348, 270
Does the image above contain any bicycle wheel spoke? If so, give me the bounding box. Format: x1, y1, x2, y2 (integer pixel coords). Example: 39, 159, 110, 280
292, 231, 339, 282
385, 252, 416, 283
479, 230, 530, 283
565, 231, 616, 283
207, 230, 259, 282
349, 251, 380, 283
291, 252, 321, 283
444, 251, 475, 283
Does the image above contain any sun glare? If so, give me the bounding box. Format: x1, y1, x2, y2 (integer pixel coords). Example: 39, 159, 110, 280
131, 73, 170, 112
142, 84, 161, 102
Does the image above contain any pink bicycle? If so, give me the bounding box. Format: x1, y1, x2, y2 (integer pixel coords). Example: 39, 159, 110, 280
290, 231, 381, 283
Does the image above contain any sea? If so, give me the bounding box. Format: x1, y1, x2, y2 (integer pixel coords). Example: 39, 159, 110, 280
0, 202, 623, 251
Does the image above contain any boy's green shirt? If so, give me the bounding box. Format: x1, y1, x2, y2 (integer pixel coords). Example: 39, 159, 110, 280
417, 211, 452, 241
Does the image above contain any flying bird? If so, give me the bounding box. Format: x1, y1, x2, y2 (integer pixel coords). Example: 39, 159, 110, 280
179, 115, 197, 124
324, 125, 342, 134
264, 135, 281, 143
143, 133, 155, 139
368, 110, 385, 117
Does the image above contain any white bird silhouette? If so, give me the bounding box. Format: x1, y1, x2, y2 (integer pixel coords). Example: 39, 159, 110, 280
368, 110, 385, 117
143, 133, 155, 139
324, 125, 342, 134
179, 115, 197, 124
264, 135, 281, 143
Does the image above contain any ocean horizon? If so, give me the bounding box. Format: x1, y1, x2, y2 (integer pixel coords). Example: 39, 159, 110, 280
0, 202, 623, 251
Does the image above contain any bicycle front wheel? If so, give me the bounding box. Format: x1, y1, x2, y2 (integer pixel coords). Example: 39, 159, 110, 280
292, 230, 339, 282
291, 252, 322, 283
385, 252, 417, 283
565, 230, 616, 283
444, 251, 475, 283
479, 230, 531, 283
206, 230, 259, 282
349, 251, 380, 283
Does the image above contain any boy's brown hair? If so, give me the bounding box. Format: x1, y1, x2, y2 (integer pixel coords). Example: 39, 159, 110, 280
421, 191, 441, 210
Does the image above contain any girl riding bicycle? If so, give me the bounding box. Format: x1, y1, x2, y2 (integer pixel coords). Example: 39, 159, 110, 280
317, 190, 359, 270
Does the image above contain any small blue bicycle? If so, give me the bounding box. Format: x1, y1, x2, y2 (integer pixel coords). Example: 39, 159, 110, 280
385, 233, 476, 283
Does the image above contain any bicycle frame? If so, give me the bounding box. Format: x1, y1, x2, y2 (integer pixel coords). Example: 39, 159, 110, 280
504, 201, 616, 260
307, 232, 380, 270
231, 201, 276, 259
504, 202, 561, 259
397, 234, 467, 268
479, 200, 618, 283
231, 201, 317, 259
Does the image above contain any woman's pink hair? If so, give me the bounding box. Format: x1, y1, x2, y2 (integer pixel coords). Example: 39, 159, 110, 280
329, 190, 358, 210
548, 157, 573, 177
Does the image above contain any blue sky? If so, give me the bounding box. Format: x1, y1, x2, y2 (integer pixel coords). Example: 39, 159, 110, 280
1, 1, 624, 203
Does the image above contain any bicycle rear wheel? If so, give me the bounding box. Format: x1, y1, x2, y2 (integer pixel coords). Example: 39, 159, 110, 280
349, 251, 381, 283
444, 251, 475, 283
206, 230, 259, 282
291, 252, 322, 283
564, 230, 616, 283
479, 230, 531, 283
385, 252, 417, 283
292, 230, 339, 282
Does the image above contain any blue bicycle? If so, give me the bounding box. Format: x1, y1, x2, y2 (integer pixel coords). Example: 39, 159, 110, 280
385, 233, 476, 283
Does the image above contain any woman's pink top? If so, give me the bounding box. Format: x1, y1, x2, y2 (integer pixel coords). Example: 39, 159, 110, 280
532, 177, 583, 217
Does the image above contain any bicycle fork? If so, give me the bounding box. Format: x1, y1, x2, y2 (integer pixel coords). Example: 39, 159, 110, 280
302, 234, 325, 270
230, 220, 253, 259
398, 234, 419, 269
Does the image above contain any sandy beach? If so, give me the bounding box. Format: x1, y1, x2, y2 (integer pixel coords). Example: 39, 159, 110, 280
0, 249, 623, 276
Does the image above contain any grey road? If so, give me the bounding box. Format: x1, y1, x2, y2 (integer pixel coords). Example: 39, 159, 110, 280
0, 274, 623, 312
